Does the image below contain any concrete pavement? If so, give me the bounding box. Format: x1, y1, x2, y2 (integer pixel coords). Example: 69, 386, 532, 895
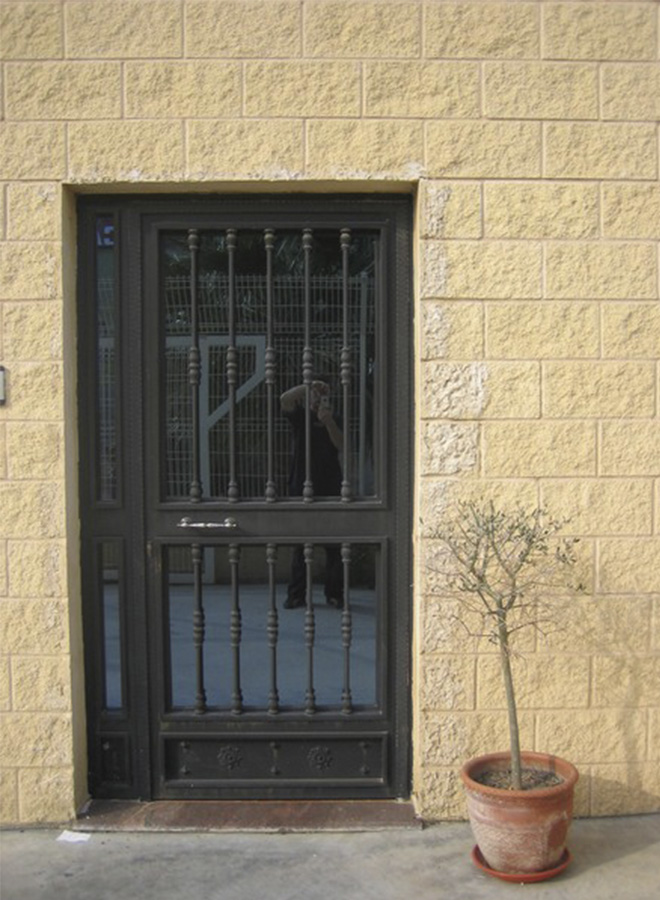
1, 815, 659, 900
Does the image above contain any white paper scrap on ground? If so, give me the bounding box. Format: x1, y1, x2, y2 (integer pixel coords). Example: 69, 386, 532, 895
56, 830, 91, 843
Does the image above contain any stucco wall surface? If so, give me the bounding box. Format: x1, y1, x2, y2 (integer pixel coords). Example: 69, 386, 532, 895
0, 0, 658, 824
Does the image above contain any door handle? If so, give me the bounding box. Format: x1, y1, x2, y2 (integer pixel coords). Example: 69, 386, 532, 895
177, 516, 238, 529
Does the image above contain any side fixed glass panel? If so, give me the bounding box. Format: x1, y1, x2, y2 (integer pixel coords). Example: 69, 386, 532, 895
94, 215, 119, 502
160, 229, 378, 502
98, 540, 124, 711
164, 542, 380, 713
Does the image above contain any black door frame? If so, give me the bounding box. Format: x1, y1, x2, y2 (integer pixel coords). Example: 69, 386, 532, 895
78, 194, 413, 801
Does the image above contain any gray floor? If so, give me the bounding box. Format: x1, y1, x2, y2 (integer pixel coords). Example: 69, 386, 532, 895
1, 815, 659, 900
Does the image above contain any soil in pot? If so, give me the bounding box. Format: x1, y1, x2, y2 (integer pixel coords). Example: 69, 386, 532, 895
475, 767, 563, 790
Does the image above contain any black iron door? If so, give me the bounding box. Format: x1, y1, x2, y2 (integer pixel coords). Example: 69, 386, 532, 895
79, 195, 412, 800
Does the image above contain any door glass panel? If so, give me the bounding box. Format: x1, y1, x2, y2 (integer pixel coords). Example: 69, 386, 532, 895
161, 229, 378, 501
165, 542, 378, 711
100, 541, 123, 710
95, 215, 118, 502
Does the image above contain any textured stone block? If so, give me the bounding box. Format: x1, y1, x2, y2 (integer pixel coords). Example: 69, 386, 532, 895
537, 709, 647, 762
0, 769, 18, 825
0, 600, 69, 655
0, 3, 63, 59
422, 712, 535, 767
602, 63, 660, 121
542, 2, 657, 61
602, 184, 660, 240
0, 484, 65, 539
7, 541, 67, 599
545, 123, 657, 180
68, 122, 184, 182
486, 301, 599, 359
11, 658, 71, 712
484, 183, 599, 240
540, 479, 653, 537
427, 121, 541, 178
477, 656, 590, 710
593, 656, 660, 708
0, 245, 60, 301
5, 62, 121, 120
601, 421, 660, 477
484, 421, 596, 478
365, 62, 480, 118
543, 361, 655, 418
420, 422, 479, 476
18, 768, 75, 824
1, 363, 63, 421
187, 0, 300, 57
538, 597, 653, 655
419, 182, 482, 240
0, 426, 6, 481
599, 539, 660, 594
6, 423, 63, 480
188, 121, 303, 178
425, 2, 539, 59
0, 544, 6, 597
65, 0, 182, 58
421, 362, 487, 419
484, 62, 597, 119
591, 763, 660, 816
545, 243, 657, 300
420, 302, 484, 360
7, 184, 61, 242
245, 62, 360, 118
413, 766, 466, 821
2, 304, 62, 361
305, 1, 420, 58
422, 361, 543, 420
420, 657, 476, 711
306, 120, 423, 178
0, 713, 72, 767
440, 242, 543, 300
0, 123, 66, 181
125, 62, 241, 118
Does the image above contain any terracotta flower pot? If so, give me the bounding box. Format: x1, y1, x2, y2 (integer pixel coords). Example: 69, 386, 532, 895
460, 751, 579, 876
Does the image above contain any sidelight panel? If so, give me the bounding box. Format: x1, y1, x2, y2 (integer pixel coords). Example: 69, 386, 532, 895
94, 214, 119, 502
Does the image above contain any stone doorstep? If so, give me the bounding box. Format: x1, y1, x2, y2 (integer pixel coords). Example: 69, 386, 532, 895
75, 799, 424, 833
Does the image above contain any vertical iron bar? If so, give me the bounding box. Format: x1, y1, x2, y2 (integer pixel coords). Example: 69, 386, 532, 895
341, 542, 353, 714
359, 271, 368, 497
264, 229, 277, 502
187, 229, 202, 503
302, 228, 314, 503
304, 542, 316, 714
229, 543, 243, 714
226, 229, 239, 502
266, 543, 279, 714
192, 543, 207, 714
340, 228, 352, 502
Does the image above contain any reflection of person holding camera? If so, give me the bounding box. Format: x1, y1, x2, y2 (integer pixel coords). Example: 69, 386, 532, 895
280, 381, 343, 609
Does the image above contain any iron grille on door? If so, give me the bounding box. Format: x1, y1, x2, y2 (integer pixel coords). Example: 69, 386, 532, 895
78, 195, 412, 800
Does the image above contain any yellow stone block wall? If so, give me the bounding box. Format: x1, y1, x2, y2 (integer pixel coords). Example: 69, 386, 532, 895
0, 0, 657, 824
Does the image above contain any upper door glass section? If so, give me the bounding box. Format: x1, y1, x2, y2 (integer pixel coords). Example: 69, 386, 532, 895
160, 228, 379, 503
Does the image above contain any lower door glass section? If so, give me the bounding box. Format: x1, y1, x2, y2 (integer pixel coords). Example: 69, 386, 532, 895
163, 542, 379, 712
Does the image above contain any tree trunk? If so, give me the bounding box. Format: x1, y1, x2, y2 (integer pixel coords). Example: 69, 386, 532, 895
498, 620, 522, 790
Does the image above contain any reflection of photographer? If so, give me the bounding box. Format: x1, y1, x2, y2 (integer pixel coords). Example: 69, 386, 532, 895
281, 381, 343, 609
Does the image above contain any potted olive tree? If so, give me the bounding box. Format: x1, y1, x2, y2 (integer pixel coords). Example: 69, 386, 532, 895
436, 501, 584, 881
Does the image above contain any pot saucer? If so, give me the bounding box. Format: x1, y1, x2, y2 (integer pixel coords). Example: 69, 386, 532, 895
471, 846, 572, 883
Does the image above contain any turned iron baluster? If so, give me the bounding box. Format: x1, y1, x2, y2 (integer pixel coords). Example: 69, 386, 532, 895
341, 542, 353, 714
302, 228, 314, 503
340, 228, 353, 502
187, 229, 202, 503
229, 543, 243, 714
264, 229, 277, 502
226, 229, 239, 502
304, 542, 316, 714
266, 543, 279, 714
192, 543, 207, 714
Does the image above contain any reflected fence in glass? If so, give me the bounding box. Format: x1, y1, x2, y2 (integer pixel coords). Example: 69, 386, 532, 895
164, 542, 379, 714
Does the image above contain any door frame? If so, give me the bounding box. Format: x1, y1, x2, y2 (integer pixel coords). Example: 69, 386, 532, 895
77, 193, 414, 801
